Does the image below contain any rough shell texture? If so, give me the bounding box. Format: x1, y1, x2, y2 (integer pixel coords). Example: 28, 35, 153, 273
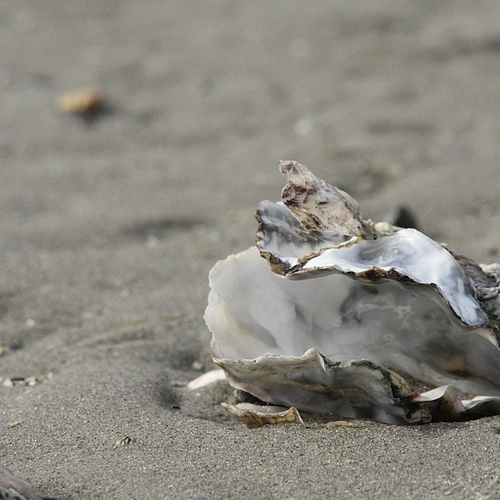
205, 161, 500, 424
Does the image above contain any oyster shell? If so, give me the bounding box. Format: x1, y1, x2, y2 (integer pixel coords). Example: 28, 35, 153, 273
205, 161, 500, 424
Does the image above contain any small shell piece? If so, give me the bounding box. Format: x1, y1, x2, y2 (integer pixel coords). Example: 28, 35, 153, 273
57, 88, 104, 115
222, 403, 304, 429
187, 369, 226, 390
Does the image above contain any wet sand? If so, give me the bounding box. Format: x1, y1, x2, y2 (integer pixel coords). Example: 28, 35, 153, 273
1, 1, 500, 498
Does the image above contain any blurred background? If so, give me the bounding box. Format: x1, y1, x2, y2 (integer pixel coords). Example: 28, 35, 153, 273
1, 0, 500, 362
2, 1, 500, 254
2, 3, 500, 497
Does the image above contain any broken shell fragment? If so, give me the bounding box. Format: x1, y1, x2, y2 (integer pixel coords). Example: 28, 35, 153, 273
186, 368, 226, 390
222, 403, 304, 429
205, 161, 500, 425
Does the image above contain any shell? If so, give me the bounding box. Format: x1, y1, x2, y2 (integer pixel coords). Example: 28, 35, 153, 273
205, 161, 500, 424
0, 463, 42, 500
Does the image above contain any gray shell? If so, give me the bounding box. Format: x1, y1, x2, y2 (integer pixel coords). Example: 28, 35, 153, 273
205, 161, 500, 424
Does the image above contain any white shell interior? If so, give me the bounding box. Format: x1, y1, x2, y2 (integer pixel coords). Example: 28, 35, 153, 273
207, 246, 500, 395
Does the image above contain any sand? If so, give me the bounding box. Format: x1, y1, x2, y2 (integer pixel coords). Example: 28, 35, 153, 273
1, 1, 500, 498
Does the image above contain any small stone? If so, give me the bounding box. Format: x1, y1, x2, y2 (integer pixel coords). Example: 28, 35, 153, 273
57, 88, 104, 115
191, 361, 204, 371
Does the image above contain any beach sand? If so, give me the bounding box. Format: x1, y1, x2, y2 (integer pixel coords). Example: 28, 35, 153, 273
1, 1, 500, 498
